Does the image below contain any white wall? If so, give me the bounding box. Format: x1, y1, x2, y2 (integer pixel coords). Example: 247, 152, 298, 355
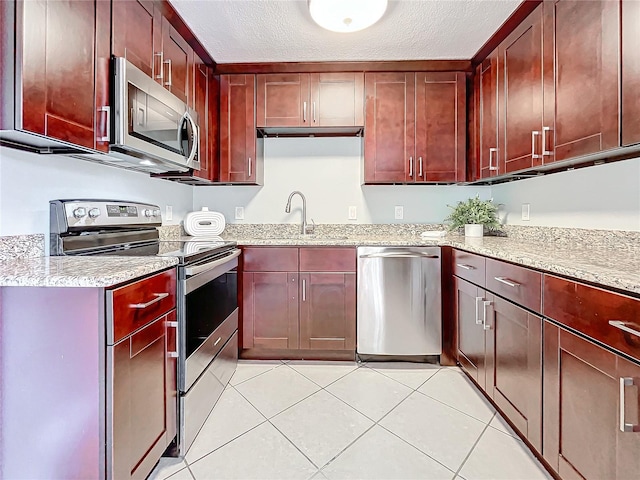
491, 157, 640, 231
193, 137, 492, 224
0, 147, 193, 237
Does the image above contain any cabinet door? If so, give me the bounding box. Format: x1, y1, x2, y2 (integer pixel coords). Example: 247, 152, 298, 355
544, 322, 640, 479
485, 295, 542, 452
544, 0, 619, 162
310, 73, 364, 127
299, 273, 356, 351
499, 5, 544, 174
455, 277, 487, 389
415, 72, 466, 182
21, 0, 96, 149
622, 0, 640, 146
256, 74, 311, 127
112, 0, 161, 79
161, 17, 191, 103
477, 52, 500, 179
220, 74, 257, 183
242, 272, 299, 350
192, 62, 213, 182
364, 72, 415, 183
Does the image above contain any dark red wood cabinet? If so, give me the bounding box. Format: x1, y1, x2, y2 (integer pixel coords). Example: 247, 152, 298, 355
241, 247, 356, 358
310, 73, 365, 127
455, 276, 488, 389
364, 71, 466, 184
475, 50, 500, 179
622, 0, 640, 146
18, 0, 110, 150
160, 16, 192, 104
219, 74, 263, 184
256, 74, 310, 127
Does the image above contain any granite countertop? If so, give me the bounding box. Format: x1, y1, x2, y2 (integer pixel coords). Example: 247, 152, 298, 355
225, 234, 640, 295
0, 256, 179, 288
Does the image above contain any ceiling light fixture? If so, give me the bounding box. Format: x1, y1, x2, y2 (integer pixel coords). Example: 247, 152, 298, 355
308, 0, 388, 33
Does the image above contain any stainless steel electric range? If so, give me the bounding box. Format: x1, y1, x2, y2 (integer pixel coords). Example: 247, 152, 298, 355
50, 199, 239, 456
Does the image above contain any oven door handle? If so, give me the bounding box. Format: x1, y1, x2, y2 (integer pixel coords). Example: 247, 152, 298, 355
185, 249, 241, 276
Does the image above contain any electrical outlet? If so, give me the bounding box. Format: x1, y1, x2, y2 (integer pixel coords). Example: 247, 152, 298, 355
165, 205, 173, 221
348, 206, 357, 220
235, 206, 245, 220
394, 205, 404, 220
522, 203, 530, 221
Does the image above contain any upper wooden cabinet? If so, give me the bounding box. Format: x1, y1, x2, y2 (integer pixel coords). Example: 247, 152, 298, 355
256, 73, 364, 128
160, 17, 193, 104
219, 74, 263, 184
476, 50, 500, 179
622, 0, 640, 146
364, 72, 466, 183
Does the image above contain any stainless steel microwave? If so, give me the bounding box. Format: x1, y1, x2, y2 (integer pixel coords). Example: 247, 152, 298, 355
111, 57, 199, 173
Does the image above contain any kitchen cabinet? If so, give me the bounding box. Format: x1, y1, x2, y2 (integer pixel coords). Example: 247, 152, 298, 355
192, 62, 215, 182
241, 247, 356, 358
16, 0, 110, 150
256, 73, 364, 128
161, 16, 193, 104
220, 74, 263, 184
543, 321, 640, 479
476, 50, 500, 179
542, 0, 619, 162
364, 72, 466, 183
622, 0, 640, 146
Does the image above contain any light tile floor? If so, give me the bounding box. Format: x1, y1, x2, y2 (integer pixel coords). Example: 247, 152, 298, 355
149, 360, 551, 480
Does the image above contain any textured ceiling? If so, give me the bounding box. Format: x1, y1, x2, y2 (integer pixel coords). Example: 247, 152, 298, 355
169, 0, 522, 64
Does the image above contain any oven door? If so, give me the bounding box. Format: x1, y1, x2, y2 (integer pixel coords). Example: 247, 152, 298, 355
180, 249, 240, 393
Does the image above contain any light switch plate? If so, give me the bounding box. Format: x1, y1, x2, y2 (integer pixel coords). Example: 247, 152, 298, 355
394, 206, 404, 220
348, 206, 357, 220
235, 206, 245, 220
165, 205, 173, 221
522, 203, 530, 221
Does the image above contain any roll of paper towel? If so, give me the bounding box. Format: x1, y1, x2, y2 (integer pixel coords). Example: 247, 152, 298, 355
183, 207, 226, 236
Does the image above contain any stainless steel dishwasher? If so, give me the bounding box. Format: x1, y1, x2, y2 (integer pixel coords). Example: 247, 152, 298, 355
357, 246, 442, 357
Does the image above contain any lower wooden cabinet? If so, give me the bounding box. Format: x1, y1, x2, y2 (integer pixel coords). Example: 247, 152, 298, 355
455, 277, 488, 389
241, 247, 356, 357
544, 320, 640, 479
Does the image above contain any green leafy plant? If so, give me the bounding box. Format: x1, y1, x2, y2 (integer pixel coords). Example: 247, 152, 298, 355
444, 196, 501, 232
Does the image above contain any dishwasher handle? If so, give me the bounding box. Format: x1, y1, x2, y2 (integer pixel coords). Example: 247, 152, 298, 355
359, 252, 439, 259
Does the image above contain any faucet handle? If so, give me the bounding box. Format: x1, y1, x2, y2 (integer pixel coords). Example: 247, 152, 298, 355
305, 218, 316, 235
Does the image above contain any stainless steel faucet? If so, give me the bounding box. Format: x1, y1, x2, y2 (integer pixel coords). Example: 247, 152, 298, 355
285, 191, 314, 235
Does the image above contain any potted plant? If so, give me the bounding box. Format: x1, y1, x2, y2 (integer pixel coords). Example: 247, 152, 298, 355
444, 196, 500, 237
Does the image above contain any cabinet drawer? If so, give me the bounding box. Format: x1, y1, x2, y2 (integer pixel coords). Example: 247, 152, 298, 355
243, 247, 299, 271
300, 247, 356, 272
485, 258, 542, 313
109, 269, 177, 343
544, 275, 640, 362
452, 250, 486, 286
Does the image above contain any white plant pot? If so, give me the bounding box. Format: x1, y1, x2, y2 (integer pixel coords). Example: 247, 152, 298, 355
464, 224, 484, 237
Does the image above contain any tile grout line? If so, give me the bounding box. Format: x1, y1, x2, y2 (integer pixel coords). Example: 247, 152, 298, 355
414, 386, 496, 425
229, 361, 285, 387
452, 412, 496, 478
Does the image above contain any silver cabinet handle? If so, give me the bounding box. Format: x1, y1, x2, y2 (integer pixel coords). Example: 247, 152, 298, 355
532, 131, 541, 159
475, 296, 484, 325
302, 279, 306, 302
313, 101, 316, 123
489, 147, 498, 171
409, 156, 413, 177
303, 101, 307, 123
609, 321, 640, 337
167, 320, 179, 358
619, 377, 640, 432
213, 337, 222, 346
98, 106, 110, 142
419, 156, 423, 177
248, 157, 252, 178
360, 252, 439, 259
482, 300, 492, 330
542, 126, 552, 157
154, 52, 164, 81
456, 263, 475, 270
164, 59, 172, 87
130, 292, 169, 309
494, 276, 521, 288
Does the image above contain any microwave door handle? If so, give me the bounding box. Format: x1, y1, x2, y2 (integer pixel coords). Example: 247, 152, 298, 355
183, 112, 199, 165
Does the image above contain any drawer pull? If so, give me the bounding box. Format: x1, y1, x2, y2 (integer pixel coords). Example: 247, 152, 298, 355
619, 377, 640, 432
130, 292, 169, 309
456, 263, 476, 270
214, 337, 222, 346
167, 320, 179, 358
609, 320, 640, 338
494, 276, 521, 288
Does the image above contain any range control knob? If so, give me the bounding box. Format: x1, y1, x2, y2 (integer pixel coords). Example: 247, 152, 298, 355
88, 208, 100, 219
153, 209, 161, 218
72, 207, 87, 219
143, 209, 153, 218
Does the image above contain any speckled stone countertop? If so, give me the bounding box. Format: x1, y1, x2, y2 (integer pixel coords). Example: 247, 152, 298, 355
0, 256, 178, 288
222, 224, 640, 295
